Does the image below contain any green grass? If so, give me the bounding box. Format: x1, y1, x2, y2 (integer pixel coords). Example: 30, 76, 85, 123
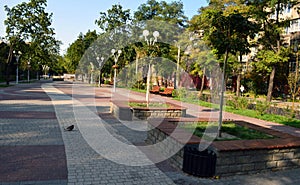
175, 97, 300, 129
173, 97, 216, 108
130, 88, 147, 93
224, 105, 300, 128
183, 122, 275, 140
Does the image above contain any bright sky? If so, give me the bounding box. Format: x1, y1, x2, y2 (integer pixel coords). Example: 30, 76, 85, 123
0, 0, 207, 54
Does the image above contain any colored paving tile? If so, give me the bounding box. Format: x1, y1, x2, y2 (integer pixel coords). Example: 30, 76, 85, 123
0, 111, 56, 119
0, 145, 67, 182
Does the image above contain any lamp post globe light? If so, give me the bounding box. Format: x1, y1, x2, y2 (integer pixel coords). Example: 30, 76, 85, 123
13, 51, 21, 84
111, 49, 122, 92
143, 29, 159, 104
96, 56, 104, 87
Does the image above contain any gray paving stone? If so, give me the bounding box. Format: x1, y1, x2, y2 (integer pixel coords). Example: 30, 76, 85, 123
44, 84, 176, 185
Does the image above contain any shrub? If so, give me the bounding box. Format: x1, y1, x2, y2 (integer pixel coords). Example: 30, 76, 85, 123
175, 87, 188, 99
255, 100, 270, 115
227, 96, 249, 110
237, 97, 249, 110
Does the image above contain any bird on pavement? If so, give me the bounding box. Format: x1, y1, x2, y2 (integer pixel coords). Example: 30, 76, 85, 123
64, 125, 74, 131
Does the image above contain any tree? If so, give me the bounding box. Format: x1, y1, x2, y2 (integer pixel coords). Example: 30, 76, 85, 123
175, 30, 213, 96
4, 0, 60, 84
134, 0, 188, 27
64, 30, 98, 73
133, 0, 187, 92
189, 0, 257, 137
0, 41, 10, 82
288, 72, 299, 114
247, 0, 296, 101
94, 5, 132, 83
95, 4, 131, 32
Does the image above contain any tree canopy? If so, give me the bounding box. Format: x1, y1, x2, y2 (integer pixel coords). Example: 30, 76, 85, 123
3, 0, 60, 84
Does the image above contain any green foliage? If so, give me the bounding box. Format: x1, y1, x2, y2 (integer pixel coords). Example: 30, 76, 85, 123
288, 72, 300, 101
173, 87, 188, 99
95, 4, 131, 32
173, 88, 198, 100
255, 48, 290, 74
4, 0, 61, 80
285, 104, 297, 119
104, 79, 110, 84
0, 42, 9, 80
227, 96, 249, 110
64, 30, 98, 73
134, 0, 188, 27
255, 100, 270, 116
247, 0, 293, 102
5, 0, 60, 56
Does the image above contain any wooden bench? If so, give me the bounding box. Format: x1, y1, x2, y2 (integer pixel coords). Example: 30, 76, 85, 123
159, 87, 174, 97
150, 85, 160, 94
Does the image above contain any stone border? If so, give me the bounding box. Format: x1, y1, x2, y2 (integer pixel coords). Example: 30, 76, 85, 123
110, 100, 186, 121
147, 118, 300, 177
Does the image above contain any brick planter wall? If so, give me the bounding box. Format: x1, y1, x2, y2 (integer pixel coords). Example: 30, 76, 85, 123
132, 109, 185, 120
147, 119, 300, 177
111, 100, 186, 121
214, 148, 300, 176
147, 122, 186, 169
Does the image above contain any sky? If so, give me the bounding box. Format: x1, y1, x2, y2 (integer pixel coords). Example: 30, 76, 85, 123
0, 0, 208, 54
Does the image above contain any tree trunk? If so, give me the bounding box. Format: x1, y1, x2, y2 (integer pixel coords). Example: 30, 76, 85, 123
236, 53, 243, 96
266, 0, 280, 102
198, 67, 206, 98
266, 66, 275, 102
5, 45, 13, 86
218, 47, 229, 138
236, 74, 241, 96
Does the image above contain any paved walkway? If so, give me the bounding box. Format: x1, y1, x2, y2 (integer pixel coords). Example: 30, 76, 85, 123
1, 81, 300, 185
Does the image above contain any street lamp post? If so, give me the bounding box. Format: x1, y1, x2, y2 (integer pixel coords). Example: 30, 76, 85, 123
27, 58, 31, 83
143, 30, 159, 104
111, 49, 122, 92
174, 41, 180, 89
96, 56, 104, 87
42, 65, 50, 79
90, 62, 94, 84
13, 51, 21, 84
37, 62, 40, 80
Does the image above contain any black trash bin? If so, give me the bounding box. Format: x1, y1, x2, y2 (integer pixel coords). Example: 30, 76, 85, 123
182, 146, 216, 177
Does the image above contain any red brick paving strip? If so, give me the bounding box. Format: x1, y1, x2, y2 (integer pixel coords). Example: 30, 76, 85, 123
0, 111, 56, 119
0, 145, 67, 182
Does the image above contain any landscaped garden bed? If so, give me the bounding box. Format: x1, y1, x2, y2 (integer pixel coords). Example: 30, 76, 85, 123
182, 121, 276, 141
173, 93, 300, 128
110, 100, 186, 121
147, 118, 300, 177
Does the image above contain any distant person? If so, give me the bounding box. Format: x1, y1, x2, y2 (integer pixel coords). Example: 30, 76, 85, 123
240, 85, 245, 96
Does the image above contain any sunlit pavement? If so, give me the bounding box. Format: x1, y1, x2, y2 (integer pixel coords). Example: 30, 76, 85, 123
0, 80, 300, 185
